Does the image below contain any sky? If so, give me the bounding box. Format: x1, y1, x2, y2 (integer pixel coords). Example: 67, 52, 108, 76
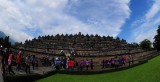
0, 0, 160, 43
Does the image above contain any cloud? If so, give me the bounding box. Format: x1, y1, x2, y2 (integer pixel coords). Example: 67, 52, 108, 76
130, 0, 160, 43
0, 0, 130, 42
66, 0, 131, 36
145, 0, 160, 20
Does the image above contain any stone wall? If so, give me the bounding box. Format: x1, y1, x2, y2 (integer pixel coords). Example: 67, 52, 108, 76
12, 48, 157, 66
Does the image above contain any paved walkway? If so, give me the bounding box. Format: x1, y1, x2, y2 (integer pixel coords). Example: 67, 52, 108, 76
7, 66, 54, 75
0, 70, 3, 82
6, 61, 137, 76
0, 60, 4, 82
4, 60, 141, 76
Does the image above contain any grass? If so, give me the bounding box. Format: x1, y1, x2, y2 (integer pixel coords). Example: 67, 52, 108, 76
36, 55, 160, 82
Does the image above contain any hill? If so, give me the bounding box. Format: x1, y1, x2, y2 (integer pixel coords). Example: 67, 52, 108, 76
0, 31, 6, 38
0, 31, 15, 44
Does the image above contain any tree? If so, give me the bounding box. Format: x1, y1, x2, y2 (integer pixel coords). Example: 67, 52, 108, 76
140, 39, 152, 50
131, 42, 139, 47
0, 36, 11, 48
154, 25, 160, 51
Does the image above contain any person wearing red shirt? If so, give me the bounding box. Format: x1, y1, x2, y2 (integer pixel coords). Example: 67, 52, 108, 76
8, 51, 15, 75
70, 59, 74, 70
16, 51, 22, 71
67, 59, 71, 70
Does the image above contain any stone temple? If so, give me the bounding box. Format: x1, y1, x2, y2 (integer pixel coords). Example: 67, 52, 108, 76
13, 32, 156, 70
17, 32, 142, 56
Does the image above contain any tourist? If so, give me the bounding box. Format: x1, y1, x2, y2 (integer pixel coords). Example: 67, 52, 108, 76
44, 57, 47, 66
101, 60, 105, 69
51, 57, 55, 69
75, 61, 79, 70
55, 57, 61, 70
128, 55, 134, 66
0, 47, 6, 76
128, 55, 131, 66
90, 59, 93, 70
3, 48, 9, 69
60, 57, 63, 69
1, 48, 9, 73
80, 60, 84, 71
25, 55, 31, 74
35, 59, 38, 69
122, 56, 126, 65
16, 51, 22, 71
70, 59, 74, 70
67, 59, 72, 70
21, 55, 26, 69
111, 58, 115, 68
131, 56, 134, 64
118, 56, 123, 66
67, 59, 74, 70
8, 50, 15, 75
31, 55, 36, 70
105, 60, 109, 68
62, 57, 67, 69
86, 59, 89, 70
41, 57, 45, 66
114, 58, 119, 68
107, 60, 111, 68
45, 57, 49, 66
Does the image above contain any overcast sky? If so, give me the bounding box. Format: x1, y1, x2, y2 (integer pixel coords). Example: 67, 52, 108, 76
0, 0, 160, 43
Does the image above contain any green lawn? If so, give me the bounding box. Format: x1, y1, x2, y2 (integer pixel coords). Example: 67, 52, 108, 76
36, 55, 160, 82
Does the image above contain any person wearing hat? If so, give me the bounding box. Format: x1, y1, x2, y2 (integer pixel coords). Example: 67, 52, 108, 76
55, 57, 60, 70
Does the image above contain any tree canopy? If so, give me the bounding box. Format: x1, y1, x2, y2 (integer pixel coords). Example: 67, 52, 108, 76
154, 25, 160, 51
0, 36, 11, 48
140, 39, 152, 50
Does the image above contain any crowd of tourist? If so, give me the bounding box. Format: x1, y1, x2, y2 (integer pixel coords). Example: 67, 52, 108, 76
0, 46, 135, 76
0, 47, 40, 75
39, 57, 94, 71
0, 47, 15, 75
60, 58, 93, 71
0, 47, 95, 75
101, 55, 134, 69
